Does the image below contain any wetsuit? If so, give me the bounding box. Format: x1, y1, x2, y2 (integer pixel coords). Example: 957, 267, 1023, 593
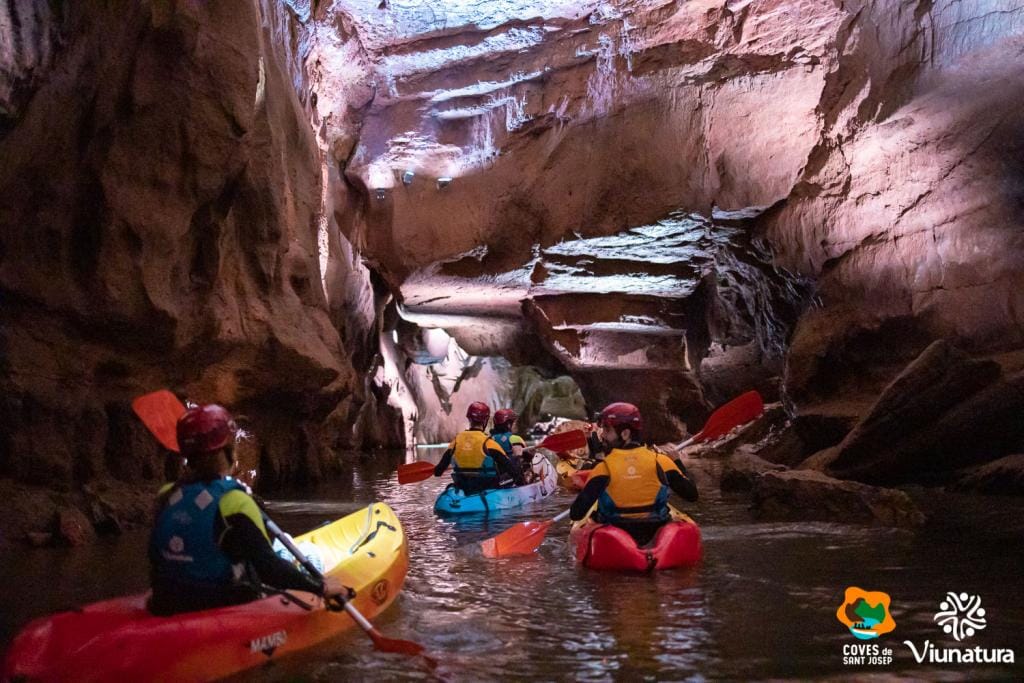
148, 476, 323, 616
434, 429, 524, 493
569, 444, 698, 546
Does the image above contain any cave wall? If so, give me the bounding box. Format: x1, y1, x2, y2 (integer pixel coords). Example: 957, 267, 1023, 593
0, 0, 400, 491
2, 0, 1023, 487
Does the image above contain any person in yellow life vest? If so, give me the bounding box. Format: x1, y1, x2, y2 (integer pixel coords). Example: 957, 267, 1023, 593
434, 402, 524, 493
148, 404, 347, 616
490, 408, 537, 484
569, 402, 698, 546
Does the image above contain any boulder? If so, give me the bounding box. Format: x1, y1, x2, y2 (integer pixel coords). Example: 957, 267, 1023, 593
720, 448, 787, 493
55, 507, 96, 546
751, 470, 925, 527
831, 367, 1024, 485
952, 455, 1024, 496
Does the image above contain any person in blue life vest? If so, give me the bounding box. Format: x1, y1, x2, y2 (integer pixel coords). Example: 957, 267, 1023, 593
434, 402, 524, 493
148, 404, 347, 616
569, 402, 698, 546
490, 408, 537, 484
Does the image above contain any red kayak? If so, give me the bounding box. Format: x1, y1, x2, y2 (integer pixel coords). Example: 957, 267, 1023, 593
2, 503, 408, 682
570, 505, 702, 572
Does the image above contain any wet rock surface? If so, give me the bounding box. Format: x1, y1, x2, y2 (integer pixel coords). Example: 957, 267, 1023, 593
751, 469, 925, 528
952, 455, 1024, 496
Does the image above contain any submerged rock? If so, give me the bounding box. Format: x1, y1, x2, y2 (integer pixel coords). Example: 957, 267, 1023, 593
751, 470, 925, 527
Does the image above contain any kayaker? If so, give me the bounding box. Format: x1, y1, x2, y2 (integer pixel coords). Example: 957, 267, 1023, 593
434, 402, 524, 493
148, 404, 347, 616
490, 408, 536, 483
569, 402, 698, 545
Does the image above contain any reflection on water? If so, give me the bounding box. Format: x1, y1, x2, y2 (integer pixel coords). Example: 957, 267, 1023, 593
2, 452, 1023, 681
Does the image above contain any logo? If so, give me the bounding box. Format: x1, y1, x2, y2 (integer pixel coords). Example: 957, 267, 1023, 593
934, 592, 986, 641
903, 593, 1014, 665
169, 535, 184, 553
836, 587, 896, 640
249, 630, 287, 656
370, 579, 389, 606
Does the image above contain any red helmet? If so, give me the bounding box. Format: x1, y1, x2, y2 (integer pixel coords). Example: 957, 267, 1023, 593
598, 402, 642, 433
493, 409, 517, 427
177, 404, 237, 456
466, 402, 490, 423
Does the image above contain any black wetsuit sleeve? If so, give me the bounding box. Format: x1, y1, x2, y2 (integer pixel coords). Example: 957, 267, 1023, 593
220, 514, 324, 594
434, 448, 454, 477
587, 431, 603, 459
570, 474, 610, 521
666, 469, 699, 502
490, 446, 524, 485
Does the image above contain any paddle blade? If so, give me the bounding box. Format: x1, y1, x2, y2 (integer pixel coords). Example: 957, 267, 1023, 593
132, 390, 186, 452
695, 390, 764, 443
481, 519, 555, 558
538, 429, 587, 453
369, 629, 427, 656
397, 461, 436, 485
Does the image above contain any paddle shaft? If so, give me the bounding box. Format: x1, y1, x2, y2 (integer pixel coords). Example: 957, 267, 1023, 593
552, 509, 571, 523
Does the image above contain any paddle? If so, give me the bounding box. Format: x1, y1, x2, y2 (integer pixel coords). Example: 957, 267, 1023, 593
397, 429, 588, 485
263, 517, 429, 660
481, 509, 570, 559
675, 390, 764, 450
132, 390, 430, 661
132, 389, 187, 452
480, 391, 765, 559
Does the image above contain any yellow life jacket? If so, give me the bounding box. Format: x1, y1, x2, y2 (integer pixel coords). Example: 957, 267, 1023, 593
593, 446, 677, 521
450, 430, 501, 477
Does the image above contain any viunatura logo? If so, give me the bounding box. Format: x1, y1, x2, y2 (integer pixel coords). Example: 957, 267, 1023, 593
903, 593, 1014, 665
934, 592, 986, 641
836, 587, 897, 640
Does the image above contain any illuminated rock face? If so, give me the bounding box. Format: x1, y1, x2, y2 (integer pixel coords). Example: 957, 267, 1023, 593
329, 0, 1024, 437
2, 0, 1023, 485
0, 1, 392, 488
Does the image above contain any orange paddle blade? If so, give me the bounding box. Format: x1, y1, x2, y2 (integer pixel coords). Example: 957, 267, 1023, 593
695, 390, 764, 443
481, 519, 555, 558
538, 429, 587, 452
132, 390, 186, 452
397, 461, 436, 485
369, 629, 432, 662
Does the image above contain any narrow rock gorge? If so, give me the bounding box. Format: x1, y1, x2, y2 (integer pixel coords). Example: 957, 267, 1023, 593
2, 0, 1023, 541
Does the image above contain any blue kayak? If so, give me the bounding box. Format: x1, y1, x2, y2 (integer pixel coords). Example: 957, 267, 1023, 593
434, 457, 558, 515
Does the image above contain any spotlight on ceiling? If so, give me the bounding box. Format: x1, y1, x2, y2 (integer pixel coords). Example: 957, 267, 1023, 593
436, 177, 452, 189
375, 188, 387, 200
402, 170, 415, 185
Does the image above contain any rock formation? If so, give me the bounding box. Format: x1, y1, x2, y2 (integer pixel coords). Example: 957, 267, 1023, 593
2, 0, 1023, 498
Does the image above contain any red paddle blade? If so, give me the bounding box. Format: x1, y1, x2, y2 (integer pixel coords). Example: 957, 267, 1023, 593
132, 390, 186, 452
397, 461, 435, 485
695, 390, 764, 443
481, 519, 555, 558
368, 629, 437, 667
571, 469, 592, 489
538, 429, 587, 453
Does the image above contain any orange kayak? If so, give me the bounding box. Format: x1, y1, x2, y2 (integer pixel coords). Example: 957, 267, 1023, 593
3, 502, 407, 682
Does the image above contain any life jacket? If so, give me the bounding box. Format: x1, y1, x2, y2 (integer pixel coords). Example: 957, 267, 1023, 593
451, 430, 500, 479
595, 446, 671, 523
150, 477, 249, 586
489, 431, 524, 456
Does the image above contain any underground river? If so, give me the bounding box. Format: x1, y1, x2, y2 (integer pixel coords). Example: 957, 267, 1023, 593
1, 451, 1022, 681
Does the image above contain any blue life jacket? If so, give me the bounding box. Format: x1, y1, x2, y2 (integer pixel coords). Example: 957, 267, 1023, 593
490, 431, 516, 456
150, 477, 248, 586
